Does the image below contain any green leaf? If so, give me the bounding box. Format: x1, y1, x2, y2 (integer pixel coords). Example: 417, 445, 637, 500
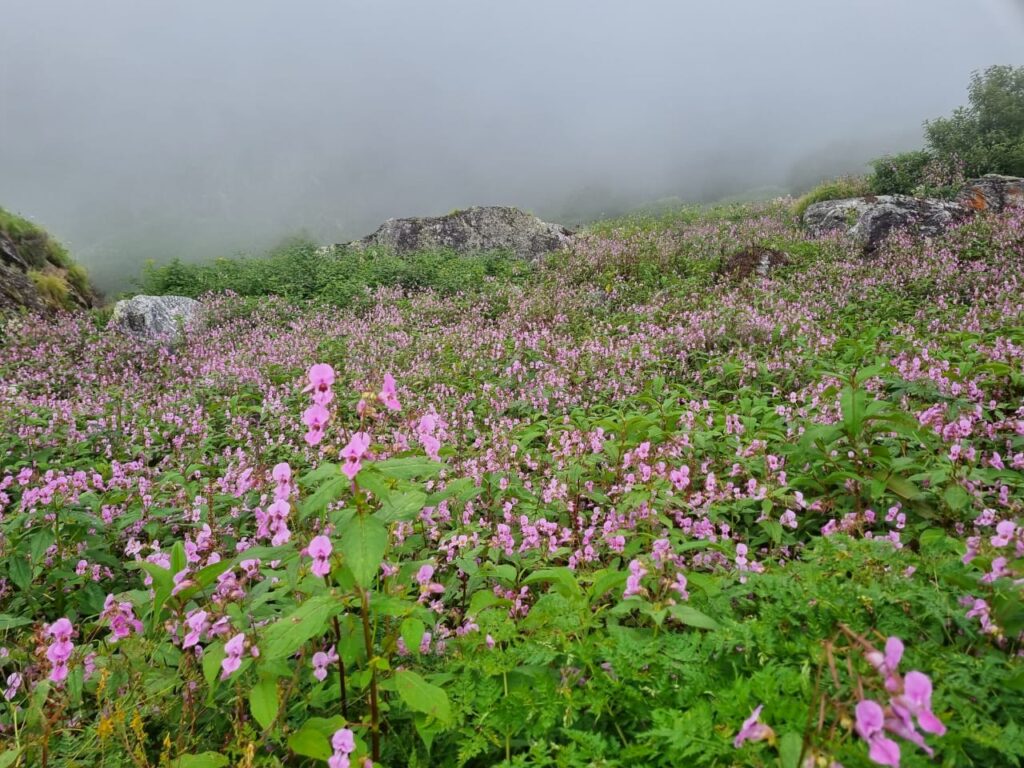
300, 476, 347, 520
401, 617, 426, 654
8, 557, 31, 592
288, 725, 333, 760
779, 732, 804, 768
668, 604, 720, 630
249, 675, 279, 731
202, 643, 226, 690
339, 514, 387, 588
262, 594, 345, 660
394, 670, 452, 724
943, 483, 971, 512
0, 614, 32, 631
885, 474, 921, 500
375, 456, 443, 480
523, 567, 582, 598
299, 461, 341, 487
0, 750, 20, 768
171, 540, 187, 575
173, 753, 229, 768
377, 490, 427, 523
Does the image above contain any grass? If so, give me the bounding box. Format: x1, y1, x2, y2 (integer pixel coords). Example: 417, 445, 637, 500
792, 175, 871, 218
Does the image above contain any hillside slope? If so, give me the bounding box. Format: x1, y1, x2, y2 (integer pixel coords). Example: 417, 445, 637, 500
0, 207, 97, 313
0, 201, 1022, 766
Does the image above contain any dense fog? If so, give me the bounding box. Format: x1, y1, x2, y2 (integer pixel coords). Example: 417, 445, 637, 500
2, 0, 1022, 290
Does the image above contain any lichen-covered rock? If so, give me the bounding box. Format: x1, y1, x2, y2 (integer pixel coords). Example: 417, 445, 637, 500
958, 174, 1024, 213
347, 206, 574, 260
109, 295, 200, 343
803, 195, 965, 251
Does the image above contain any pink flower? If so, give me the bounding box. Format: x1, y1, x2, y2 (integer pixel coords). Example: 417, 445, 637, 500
221, 632, 249, 679
302, 403, 331, 447
101, 594, 143, 641
733, 704, 775, 748
3, 672, 21, 701
272, 462, 292, 487
308, 535, 333, 578
417, 413, 441, 460
312, 645, 339, 682
866, 636, 903, 692
623, 559, 647, 598
378, 373, 401, 412
183, 609, 209, 649
332, 728, 356, 753
894, 671, 945, 736
304, 363, 336, 406
855, 700, 901, 767
329, 727, 356, 768
45, 618, 75, 685
341, 431, 372, 480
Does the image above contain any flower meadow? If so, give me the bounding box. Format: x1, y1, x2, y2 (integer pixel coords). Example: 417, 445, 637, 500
0, 201, 1023, 767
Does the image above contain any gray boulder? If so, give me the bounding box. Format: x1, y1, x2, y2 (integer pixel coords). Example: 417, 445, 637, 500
803, 195, 965, 251
346, 206, 574, 261
109, 295, 200, 342
958, 174, 1024, 213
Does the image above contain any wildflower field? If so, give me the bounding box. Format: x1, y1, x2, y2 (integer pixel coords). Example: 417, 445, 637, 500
1, 201, 1022, 767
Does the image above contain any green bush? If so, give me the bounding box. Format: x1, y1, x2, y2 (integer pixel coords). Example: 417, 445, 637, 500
138, 238, 530, 307
869, 150, 933, 195
792, 176, 871, 218
925, 65, 1024, 178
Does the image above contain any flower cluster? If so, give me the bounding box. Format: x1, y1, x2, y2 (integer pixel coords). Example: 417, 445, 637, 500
329, 727, 357, 768
855, 637, 945, 766
100, 594, 143, 641
302, 364, 336, 446
45, 618, 75, 684
221, 632, 259, 679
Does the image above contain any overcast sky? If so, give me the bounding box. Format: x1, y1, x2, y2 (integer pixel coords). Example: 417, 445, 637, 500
2, 0, 1023, 289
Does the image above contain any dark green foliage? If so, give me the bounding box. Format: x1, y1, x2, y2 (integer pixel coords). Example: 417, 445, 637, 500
138, 238, 529, 306
926, 65, 1024, 178
869, 150, 934, 195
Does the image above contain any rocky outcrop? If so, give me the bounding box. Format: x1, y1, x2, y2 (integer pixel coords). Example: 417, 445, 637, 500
109, 295, 200, 343
958, 174, 1024, 212
0, 209, 97, 314
1, 234, 45, 314
803, 195, 966, 251
345, 206, 574, 261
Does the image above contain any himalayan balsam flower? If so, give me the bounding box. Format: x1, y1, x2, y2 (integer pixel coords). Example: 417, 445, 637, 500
329, 727, 356, 768
417, 413, 441, 460
893, 671, 946, 737
303, 403, 331, 447
312, 645, 339, 682
304, 363, 336, 406
45, 618, 75, 684
341, 431, 372, 480
378, 373, 401, 412
221, 633, 258, 679
866, 636, 904, 693
308, 535, 333, 578
100, 594, 143, 641
855, 700, 901, 767
623, 559, 647, 598
3, 672, 21, 701
733, 704, 775, 748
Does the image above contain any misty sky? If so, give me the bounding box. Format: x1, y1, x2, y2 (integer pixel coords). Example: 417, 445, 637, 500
2, 0, 1023, 290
